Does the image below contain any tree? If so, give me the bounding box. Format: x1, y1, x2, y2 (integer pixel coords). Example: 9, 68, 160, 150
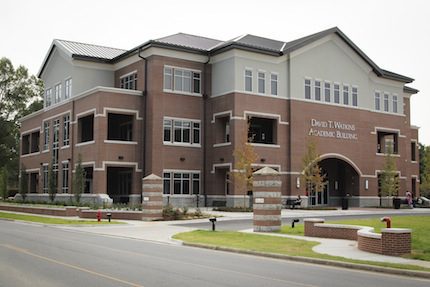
0, 57, 43, 188
231, 119, 258, 207
19, 164, 28, 201
48, 163, 57, 202
419, 143, 430, 197
0, 167, 8, 199
301, 140, 326, 196
379, 144, 399, 203
73, 154, 86, 204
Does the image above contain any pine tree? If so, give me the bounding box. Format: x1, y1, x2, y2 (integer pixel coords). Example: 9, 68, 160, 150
419, 144, 430, 197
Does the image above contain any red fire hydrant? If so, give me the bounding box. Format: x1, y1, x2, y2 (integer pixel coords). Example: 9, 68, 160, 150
381, 216, 391, 228
97, 210, 102, 222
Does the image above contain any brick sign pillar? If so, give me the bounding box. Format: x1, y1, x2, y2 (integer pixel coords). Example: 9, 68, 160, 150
142, 174, 163, 221
253, 167, 282, 232
381, 228, 412, 255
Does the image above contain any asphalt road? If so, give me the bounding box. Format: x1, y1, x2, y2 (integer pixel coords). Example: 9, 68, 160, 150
174, 210, 430, 231
1, 220, 429, 287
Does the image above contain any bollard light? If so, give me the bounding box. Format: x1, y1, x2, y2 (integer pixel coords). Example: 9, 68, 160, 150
107, 212, 112, 223
291, 218, 300, 228
209, 217, 217, 231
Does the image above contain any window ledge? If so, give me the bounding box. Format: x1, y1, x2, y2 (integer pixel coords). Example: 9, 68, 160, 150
42, 149, 50, 153
163, 142, 201, 148
21, 151, 41, 158
411, 160, 418, 164
163, 194, 200, 197
163, 89, 202, 97
213, 142, 231, 147
104, 140, 138, 145
76, 140, 95, 147
61, 145, 70, 150
248, 143, 280, 148
376, 152, 400, 157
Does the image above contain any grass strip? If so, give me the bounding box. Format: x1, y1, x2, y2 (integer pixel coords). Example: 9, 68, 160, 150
0, 211, 122, 225
280, 216, 430, 261
174, 230, 430, 272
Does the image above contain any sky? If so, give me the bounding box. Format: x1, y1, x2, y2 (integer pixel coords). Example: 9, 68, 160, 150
1, 0, 429, 144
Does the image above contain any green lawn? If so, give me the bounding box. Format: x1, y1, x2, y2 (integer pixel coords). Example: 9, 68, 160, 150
280, 216, 430, 261
174, 230, 430, 271
0, 212, 122, 225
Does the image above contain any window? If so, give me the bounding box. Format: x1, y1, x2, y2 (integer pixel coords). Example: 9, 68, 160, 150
411, 142, 417, 161
22, 134, 30, 155
314, 80, 321, 101
258, 72, 265, 94
45, 88, 52, 107
163, 118, 200, 145
245, 70, 252, 92
334, 84, 340, 104
215, 117, 230, 144
304, 79, 311, 99
43, 165, 48, 193
108, 113, 133, 141
392, 95, 398, 113
54, 83, 61, 104
270, 74, 278, 96
78, 114, 94, 143
63, 115, 70, 146
65, 78, 72, 99
164, 66, 201, 94
377, 131, 398, 154
375, 92, 381, 110
248, 117, 276, 144
43, 121, 50, 150
53, 119, 60, 149
384, 93, 389, 112
120, 73, 137, 90
352, 87, 358, 107
343, 85, 349, 105
62, 162, 69, 193
30, 131, 40, 153
324, 82, 331, 102
163, 171, 200, 195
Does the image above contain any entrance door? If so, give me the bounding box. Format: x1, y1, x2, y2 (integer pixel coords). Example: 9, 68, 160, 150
309, 183, 329, 206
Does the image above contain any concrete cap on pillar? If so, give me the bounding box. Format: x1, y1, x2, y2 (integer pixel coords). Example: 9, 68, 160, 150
143, 173, 161, 180
253, 166, 279, 175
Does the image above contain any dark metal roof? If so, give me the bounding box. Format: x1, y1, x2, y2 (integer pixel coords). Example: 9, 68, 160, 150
404, 86, 419, 94
56, 39, 126, 61
42, 28, 416, 85
154, 33, 222, 51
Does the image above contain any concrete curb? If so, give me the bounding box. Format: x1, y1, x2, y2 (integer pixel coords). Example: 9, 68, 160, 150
182, 242, 430, 279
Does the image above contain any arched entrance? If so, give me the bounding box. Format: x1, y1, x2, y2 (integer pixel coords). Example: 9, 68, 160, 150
311, 157, 360, 207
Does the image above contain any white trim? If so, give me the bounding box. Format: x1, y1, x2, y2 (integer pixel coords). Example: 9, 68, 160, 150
162, 89, 202, 97
104, 140, 138, 145
61, 160, 70, 164
376, 153, 401, 158
42, 149, 50, 154
211, 110, 232, 123
163, 142, 202, 148
97, 107, 143, 120
211, 163, 232, 174
75, 140, 95, 147
213, 142, 231, 147
74, 108, 96, 123
280, 42, 287, 51
119, 70, 138, 79
41, 110, 72, 126
21, 127, 41, 135
362, 170, 406, 179
164, 65, 201, 74
318, 153, 363, 176
164, 116, 201, 123
248, 143, 280, 148
60, 145, 70, 150
25, 168, 40, 173
97, 161, 142, 172
163, 168, 201, 174
231, 110, 289, 125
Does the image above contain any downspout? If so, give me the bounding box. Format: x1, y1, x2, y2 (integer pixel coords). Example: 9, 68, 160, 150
138, 48, 148, 203
203, 53, 210, 207
286, 52, 293, 197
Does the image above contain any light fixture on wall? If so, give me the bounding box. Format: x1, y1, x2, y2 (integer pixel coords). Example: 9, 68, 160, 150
118, 156, 124, 160
335, 181, 338, 190
180, 157, 185, 162
365, 179, 369, 190
296, 177, 300, 188
260, 158, 266, 163
220, 157, 224, 162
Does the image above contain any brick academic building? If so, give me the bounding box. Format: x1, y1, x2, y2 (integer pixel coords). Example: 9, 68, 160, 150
19, 27, 420, 207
